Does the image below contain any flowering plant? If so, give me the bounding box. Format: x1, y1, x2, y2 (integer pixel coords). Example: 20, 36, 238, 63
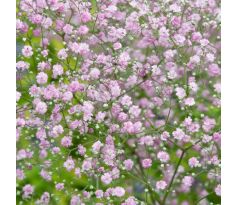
16, 0, 221, 204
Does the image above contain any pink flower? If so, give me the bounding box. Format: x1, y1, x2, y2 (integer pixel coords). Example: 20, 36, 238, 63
39, 192, 50, 204
112, 187, 125, 197
175, 87, 186, 99
52, 64, 64, 78
174, 34, 186, 46
62, 91, 73, 102
95, 190, 104, 198
157, 151, 170, 163
78, 145, 86, 156
122, 197, 137, 205
22, 45, 33, 57
55, 183, 64, 190
36, 72, 48, 84
70, 195, 80, 205
80, 11, 91, 23
208, 64, 220, 77
40, 169, 52, 181
182, 176, 194, 187
184, 97, 195, 106
89, 68, 100, 79
75, 168, 81, 178
101, 173, 112, 185
156, 180, 167, 190
123, 159, 134, 170
77, 25, 89, 35
161, 131, 170, 141
68, 81, 83, 93
35, 102, 47, 114
61, 136, 72, 147
92, 141, 103, 154
188, 157, 200, 168
215, 184, 221, 196
96, 111, 106, 122
16, 91, 21, 102
63, 24, 73, 35
118, 51, 131, 68
16, 61, 29, 70
113, 42, 122, 50
22, 184, 34, 198
120, 95, 132, 106
52, 125, 64, 137
16, 169, 25, 180
142, 158, 152, 169
69, 42, 90, 56
64, 158, 75, 171
57, 49, 68, 59
82, 159, 92, 171
172, 128, 185, 141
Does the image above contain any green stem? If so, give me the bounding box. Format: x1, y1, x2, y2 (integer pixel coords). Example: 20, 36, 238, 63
161, 150, 185, 205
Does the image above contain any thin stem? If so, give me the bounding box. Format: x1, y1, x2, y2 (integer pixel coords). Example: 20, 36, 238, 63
161, 150, 185, 205
195, 192, 214, 205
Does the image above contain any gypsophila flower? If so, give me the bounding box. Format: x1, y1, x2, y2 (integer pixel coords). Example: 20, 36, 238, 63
157, 151, 170, 163
101, 173, 112, 185
188, 157, 201, 168
22, 184, 34, 198
142, 158, 152, 169
22, 45, 33, 57
35, 102, 47, 114
215, 184, 221, 196
156, 180, 167, 190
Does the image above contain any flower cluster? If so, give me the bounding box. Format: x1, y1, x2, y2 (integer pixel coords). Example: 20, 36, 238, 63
16, 0, 221, 204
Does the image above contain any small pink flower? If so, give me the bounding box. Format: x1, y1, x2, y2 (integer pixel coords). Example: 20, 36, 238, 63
16, 169, 25, 180
157, 151, 170, 163
112, 187, 125, 197
78, 145, 86, 156
80, 11, 91, 23
55, 183, 64, 190
57, 49, 68, 59
64, 158, 75, 171
123, 159, 134, 170
22, 184, 34, 198
35, 102, 47, 114
95, 190, 104, 198
78, 25, 89, 35
142, 158, 152, 169
184, 97, 195, 106
82, 159, 93, 171
113, 42, 122, 50
61, 136, 72, 147
22, 45, 33, 57
101, 173, 112, 185
63, 24, 73, 35
156, 180, 167, 190
161, 131, 170, 141
215, 184, 221, 196
70, 195, 80, 205
92, 141, 103, 154
182, 176, 194, 187
175, 87, 186, 99
62, 91, 73, 102
16, 61, 29, 70
90, 68, 100, 79
16, 91, 21, 102
40, 169, 52, 181
36, 72, 48, 84
172, 128, 185, 141
188, 157, 200, 168
52, 64, 64, 78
